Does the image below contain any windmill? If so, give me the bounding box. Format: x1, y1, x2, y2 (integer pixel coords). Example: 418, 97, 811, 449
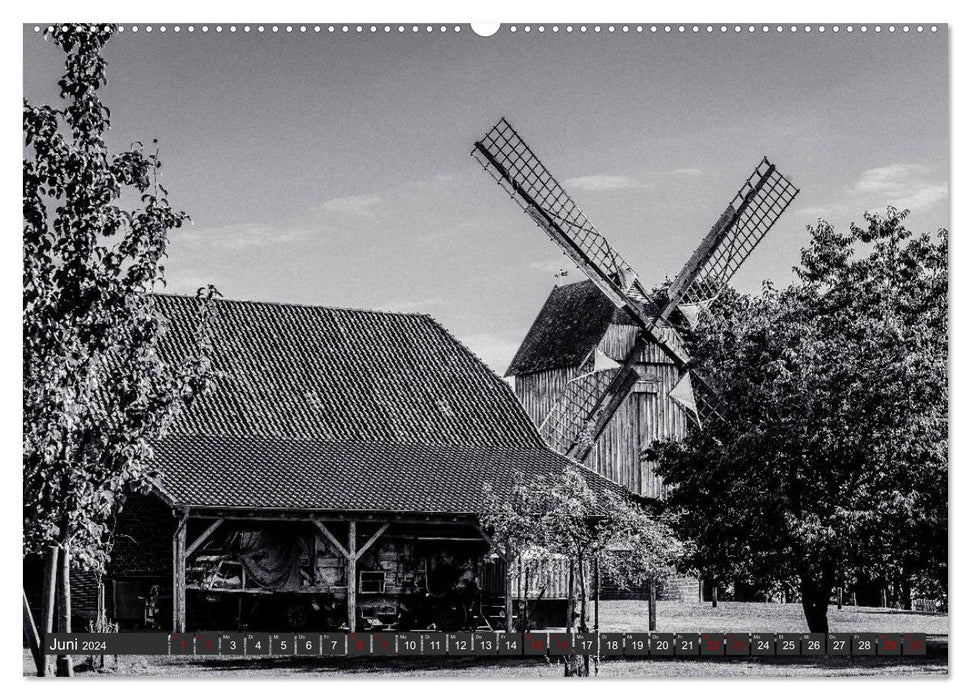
472, 117, 799, 463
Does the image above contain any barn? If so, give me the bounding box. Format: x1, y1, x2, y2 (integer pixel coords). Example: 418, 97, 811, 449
54, 294, 624, 633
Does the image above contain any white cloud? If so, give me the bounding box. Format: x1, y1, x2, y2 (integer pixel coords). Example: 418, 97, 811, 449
176, 221, 309, 249
563, 174, 645, 192
851, 164, 948, 212
674, 168, 703, 177
316, 193, 382, 217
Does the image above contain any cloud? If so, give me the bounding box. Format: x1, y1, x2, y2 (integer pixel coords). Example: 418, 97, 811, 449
176, 221, 310, 249
850, 164, 948, 212
316, 193, 382, 217
674, 168, 703, 177
563, 174, 645, 192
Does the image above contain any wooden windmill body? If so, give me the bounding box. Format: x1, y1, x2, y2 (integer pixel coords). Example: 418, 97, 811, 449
506, 281, 688, 497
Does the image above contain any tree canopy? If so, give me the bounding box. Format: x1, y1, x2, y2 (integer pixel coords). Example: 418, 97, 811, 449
654, 209, 947, 632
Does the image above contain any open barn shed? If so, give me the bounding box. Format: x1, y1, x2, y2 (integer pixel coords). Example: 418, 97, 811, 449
73, 294, 622, 633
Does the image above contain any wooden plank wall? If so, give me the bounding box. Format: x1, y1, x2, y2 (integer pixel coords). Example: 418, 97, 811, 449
513, 323, 688, 498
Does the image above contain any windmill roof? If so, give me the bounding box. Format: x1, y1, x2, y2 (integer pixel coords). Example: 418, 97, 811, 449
152, 294, 618, 512
505, 280, 662, 377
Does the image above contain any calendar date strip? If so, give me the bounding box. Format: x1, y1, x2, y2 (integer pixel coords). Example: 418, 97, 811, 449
44, 631, 927, 657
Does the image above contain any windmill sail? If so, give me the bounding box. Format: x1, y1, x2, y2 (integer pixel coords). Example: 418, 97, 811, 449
473, 118, 646, 314
473, 118, 691, 459
665, 158, 800, 315
539, 366, 640, 455
473, 118, 795, 460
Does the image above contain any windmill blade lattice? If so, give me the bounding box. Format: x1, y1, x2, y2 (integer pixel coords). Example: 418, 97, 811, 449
668, 158, 799, 309
539, 367, 639, 455
473, 118, 643, 310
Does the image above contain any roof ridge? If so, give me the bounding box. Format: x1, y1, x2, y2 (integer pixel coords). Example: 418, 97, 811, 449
555, 279, 597, 290
153, 292, 434, 319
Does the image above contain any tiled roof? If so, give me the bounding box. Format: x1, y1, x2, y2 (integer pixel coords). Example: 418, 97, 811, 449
154, 435, 625, 513
155, 295, 541, 447
505, 281, 673, 377
505, 281, 617, 377
151, 295, 621, 513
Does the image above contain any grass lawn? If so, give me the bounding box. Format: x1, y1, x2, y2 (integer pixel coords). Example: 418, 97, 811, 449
596, 600, 949, 634
24, 601, 948, 678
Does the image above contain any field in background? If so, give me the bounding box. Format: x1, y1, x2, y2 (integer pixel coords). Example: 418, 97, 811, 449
24, 601, 948, 678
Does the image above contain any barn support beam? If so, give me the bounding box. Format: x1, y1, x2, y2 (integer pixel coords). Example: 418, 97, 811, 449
347, 521, 357, 633
357, 523, 389, 558
186, 518, 224, 558
313, 519, 350, 559
312, 520, 388, 633
172, 512, 188, 633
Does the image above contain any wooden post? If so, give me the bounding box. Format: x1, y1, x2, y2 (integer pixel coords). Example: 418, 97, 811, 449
837, 587, 843, 610
566, 561, 575, 632
593, 555, 600, 631
504, 545, 514, 632
96, 580, 106, 668
851, 591, 857, 607
56, 546, 73, 676
347, 521, 357, 633
173, 514, 187, 633
40, 545, 58, 677
23, 589, 43, 675
880, 588, 888, 609
712, 585, 718, 608
312, 518, 380, 634
698, 578, 703, 603
648, 579, 657, 631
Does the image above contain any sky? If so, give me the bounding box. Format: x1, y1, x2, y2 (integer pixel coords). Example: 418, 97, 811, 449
23, 25, 949, 373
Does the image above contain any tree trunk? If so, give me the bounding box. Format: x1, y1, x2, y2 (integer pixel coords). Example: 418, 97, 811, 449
562, 560, 587, 677
40, 545, 58, 677
711, 585, 718, 608
800, 576, 831, 633
503, 545, 514, 632
577, 556, 590, 677
648, 579, 657, 631
56, 546, 73, 677
577, 556, 587, 632
902, 574, 913, 612
566, 560, 575, 633
518, 556, 526, 632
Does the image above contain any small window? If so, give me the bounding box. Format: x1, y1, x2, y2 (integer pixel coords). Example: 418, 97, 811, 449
359, 571, 386, 594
